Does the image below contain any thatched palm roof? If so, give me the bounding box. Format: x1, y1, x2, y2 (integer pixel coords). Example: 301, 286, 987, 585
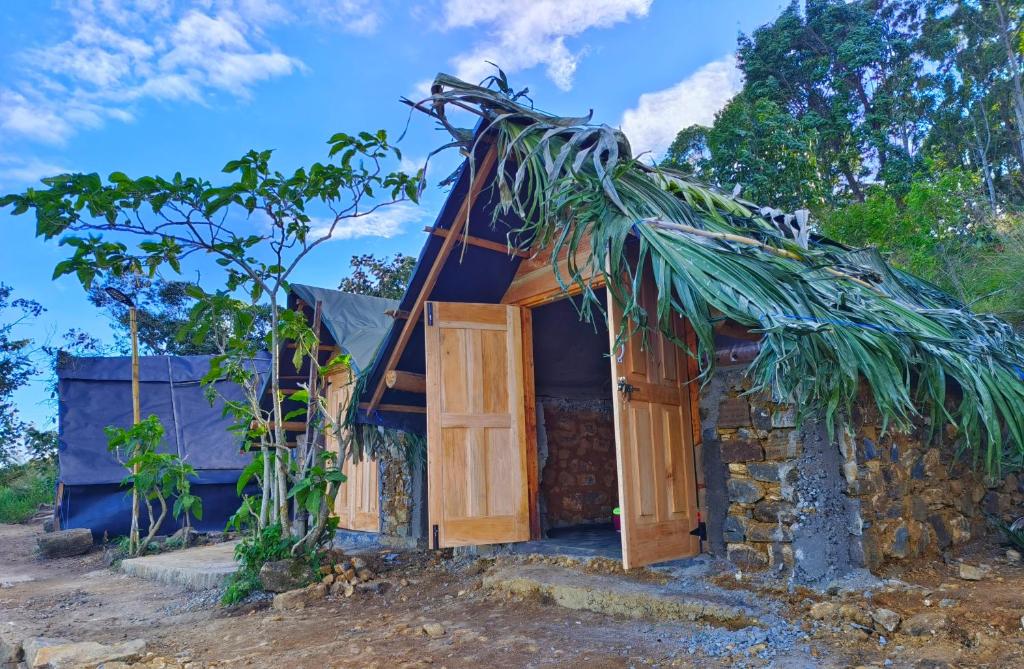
404, 72, 1024, 474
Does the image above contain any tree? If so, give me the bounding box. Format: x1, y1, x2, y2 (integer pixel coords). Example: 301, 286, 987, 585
2, 129, 420, 553
88, 275, 271, 355
0, 284, 43, 467
664, 93, 826, 210
337, 253, 415, 299
106, 415, 201, 555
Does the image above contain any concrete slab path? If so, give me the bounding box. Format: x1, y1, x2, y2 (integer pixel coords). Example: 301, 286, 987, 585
120, 541, 239, 590
483, 564, 759, 627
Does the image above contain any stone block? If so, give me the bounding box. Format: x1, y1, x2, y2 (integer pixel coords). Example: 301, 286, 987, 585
882, 522, 911, 559
727, 463, 748, 476
36, 529, 92, 559
260, 559, 312, 593
764, 430, 799, 460
753, 499, 796, 524
745, 521, 792, 543
720, 440, 763, 463
983, 491, 1012, 516
722, 515, 747, 542
31, 639, 146, 668
727, 478, 765, 504
770, 406, 797, 428
908, 496, 928, 522
272, 583, 327, 611
747, 461, 789, 483
903, 611, 947, 637
927, 510, 970, 549
860, 437, 879, 461
923, 449, 944, 479
750, 405, 772, 431
717, 397, 751, 428
726, 543, 768, 570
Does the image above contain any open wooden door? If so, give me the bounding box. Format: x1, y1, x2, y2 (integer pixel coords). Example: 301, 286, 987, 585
425, 302, 531, 547
325, 369, 380, 532
608, 277, 701, 568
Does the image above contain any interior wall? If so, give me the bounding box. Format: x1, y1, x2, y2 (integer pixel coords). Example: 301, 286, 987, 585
531, 294, 619, 530
538, 398, 617, 529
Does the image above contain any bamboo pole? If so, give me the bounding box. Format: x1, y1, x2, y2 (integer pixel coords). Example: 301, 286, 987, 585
129, 305, 141, 554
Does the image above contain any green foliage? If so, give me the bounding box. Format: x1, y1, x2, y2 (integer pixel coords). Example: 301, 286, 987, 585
221, 523, 313, 605
0, 125, 421, 548
338, 253, 416, 300
89, 276, 271, 355
106, 416, 202, 553
996, 518, 1024, 551
0, 460, 56, 524
0, 284, 44, 467
819, 168, 1024, 324
664, 94, 826, 210
414, 71, 1024, 477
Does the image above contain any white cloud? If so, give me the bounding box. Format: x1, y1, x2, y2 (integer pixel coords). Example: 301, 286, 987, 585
310, 201, 428, 241
0, 89, 74, 145
0, 0, 377, 147
440, 0, 652, 91
620, 54, 743, 158
0, 155, 72, 187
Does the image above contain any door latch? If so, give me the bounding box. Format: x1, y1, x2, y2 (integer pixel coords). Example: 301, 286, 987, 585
617, 376, 635, 401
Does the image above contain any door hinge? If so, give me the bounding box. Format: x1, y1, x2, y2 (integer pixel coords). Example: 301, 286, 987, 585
426, 303, 434, 327
689, 521, 707, 541
432, 524, 439, 550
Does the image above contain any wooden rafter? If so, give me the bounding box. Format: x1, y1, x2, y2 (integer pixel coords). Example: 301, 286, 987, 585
359, 402, 426, 414
385, 370, 426, 394
424, 226, 530, 259
366, 144, 499, 411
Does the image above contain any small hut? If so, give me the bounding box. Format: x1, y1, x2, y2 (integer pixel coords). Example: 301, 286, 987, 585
348, 74, 1024, 584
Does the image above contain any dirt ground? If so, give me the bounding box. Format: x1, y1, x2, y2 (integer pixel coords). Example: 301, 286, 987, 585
2, 522, 1023, 668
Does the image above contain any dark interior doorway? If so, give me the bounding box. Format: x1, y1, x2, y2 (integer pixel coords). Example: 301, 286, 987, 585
528, 291, 621, 558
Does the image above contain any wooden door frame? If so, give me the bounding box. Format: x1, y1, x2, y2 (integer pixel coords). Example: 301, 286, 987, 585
518, 291, 704, 559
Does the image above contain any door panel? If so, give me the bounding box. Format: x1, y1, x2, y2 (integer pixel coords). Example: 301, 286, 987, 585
325, 369, 380, 533
609, 277, 701, 568
426, 302, 531, 547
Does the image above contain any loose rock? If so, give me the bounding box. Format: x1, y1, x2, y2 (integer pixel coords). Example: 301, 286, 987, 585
903, 611, 947, 637
958, 563, 984, 581
36, 529, 92, 559
259, 559, 311, 593
809, 602, 837, 620
871, 608, 901, 633
272, 584, 326, 611
422, 623, 445, 639
31, 639, 146, 668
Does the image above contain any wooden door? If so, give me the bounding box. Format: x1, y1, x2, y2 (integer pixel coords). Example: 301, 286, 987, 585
608, 279, 701, 568
325, 369, 380, 532
425, 302, 531, 547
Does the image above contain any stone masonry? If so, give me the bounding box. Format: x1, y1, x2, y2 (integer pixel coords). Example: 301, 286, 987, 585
538, 397, 618, 529
700, 362, 1024, 584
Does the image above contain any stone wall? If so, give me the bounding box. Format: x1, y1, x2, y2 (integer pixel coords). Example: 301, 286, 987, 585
378, 448, 426, 548
538, 397, 618, 529
700, 363, 1024, 584
849, 389, 1024, 570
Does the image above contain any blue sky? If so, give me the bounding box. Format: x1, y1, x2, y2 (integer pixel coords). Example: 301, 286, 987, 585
1, 0, 786, 426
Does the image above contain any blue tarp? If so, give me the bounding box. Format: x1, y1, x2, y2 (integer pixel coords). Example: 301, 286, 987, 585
56, 353, 270, 537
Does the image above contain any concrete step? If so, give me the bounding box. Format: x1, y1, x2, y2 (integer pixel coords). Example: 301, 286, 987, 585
483, 564, 758, 627
120, 541, 240, 590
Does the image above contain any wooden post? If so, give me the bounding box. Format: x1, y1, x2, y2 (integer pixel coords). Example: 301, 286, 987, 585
129, 305, 141, 553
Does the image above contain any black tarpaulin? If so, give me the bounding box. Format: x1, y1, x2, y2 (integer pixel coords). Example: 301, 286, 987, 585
56, 353, 269, 536
288, 285, 398, 375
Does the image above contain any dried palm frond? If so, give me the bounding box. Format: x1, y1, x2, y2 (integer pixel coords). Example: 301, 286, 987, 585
405, 71, 1024, 475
